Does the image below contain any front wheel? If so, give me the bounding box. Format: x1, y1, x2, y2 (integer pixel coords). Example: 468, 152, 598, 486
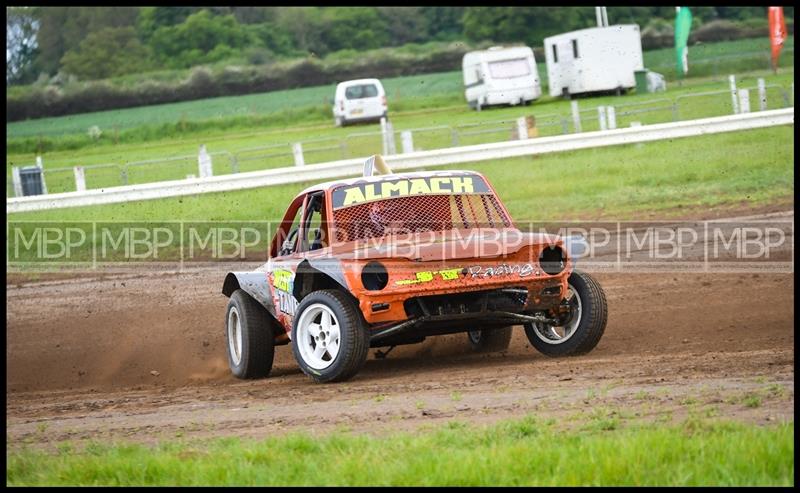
524, 270, 607, 357
467, 326, 513, 352
291, 290, 369, 383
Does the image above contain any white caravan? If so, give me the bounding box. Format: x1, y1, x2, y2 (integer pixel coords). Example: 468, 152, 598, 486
332, 78, 388, 127
462, 46, 541, 110
544, 25, 644, 98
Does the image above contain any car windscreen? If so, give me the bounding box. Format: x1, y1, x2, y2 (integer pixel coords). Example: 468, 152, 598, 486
344, 84, 379, 100
329, 175, 512, 242
488, 58, 531, 79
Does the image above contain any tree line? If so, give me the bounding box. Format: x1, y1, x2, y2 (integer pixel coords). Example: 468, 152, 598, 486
7, 6, 791, 85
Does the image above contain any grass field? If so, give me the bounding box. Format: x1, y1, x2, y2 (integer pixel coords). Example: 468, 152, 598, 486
6, 36, 794, 142
6, 68, 794, 196
7, 125, 794, 224
6, 415, 793, 486
6, 124, 794, 266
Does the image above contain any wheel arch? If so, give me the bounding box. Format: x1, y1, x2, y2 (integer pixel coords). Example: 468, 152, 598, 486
292, 259, 355, 304
223, 272, 288, 345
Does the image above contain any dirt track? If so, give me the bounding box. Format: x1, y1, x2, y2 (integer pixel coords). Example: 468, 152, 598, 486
6, 208, 795, 448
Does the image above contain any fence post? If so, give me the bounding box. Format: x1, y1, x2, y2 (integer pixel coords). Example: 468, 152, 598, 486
571, 100, 581, 133
561, 118, 570, 134
597, 106, 608, 131
757, 78, 767, 111
11, 166, 23, 197
386, 121, 397, 155
292, 142, 305, 167
737, 89, 750, 114
401, 130, 414, 153
450, 128, 459, 147
729, 75, 739, 114
671, 101, 680, 121
36, 156, 48, 194
74, 166, 86, 192
516, 117, 529, 140
198, 144, 213, 177
380, 117, 389, 155
231, 155, 239, 174
606, 106, 617, 130
120, 165, 128, 186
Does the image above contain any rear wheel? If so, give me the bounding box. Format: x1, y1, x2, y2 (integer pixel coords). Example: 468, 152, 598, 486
225, 290, 275, 379
467, 326, 513, 353
291, 290, 369, 383
524, 270, 607, 357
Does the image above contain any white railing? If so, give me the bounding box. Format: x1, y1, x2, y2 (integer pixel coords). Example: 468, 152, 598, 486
6, 108, 793, 214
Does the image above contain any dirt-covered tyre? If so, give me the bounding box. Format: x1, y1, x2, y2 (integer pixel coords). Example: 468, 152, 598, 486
225, 289, 275, 379
524, 270, 608, 357
467, 326, 513, 353
291, 289, 369, 383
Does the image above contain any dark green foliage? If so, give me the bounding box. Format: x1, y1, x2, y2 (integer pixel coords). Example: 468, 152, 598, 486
6, 6, 793, 120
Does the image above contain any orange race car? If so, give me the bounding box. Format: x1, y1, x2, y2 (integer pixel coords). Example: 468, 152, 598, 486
222, 155, 607, 383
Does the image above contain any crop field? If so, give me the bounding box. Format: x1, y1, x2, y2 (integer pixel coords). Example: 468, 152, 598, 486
6, 36, 793, 141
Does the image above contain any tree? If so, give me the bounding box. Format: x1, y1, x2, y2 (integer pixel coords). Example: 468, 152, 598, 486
463, 7, 594, 47
319, 7, 390, 53
60, 27, 153, 79
148, 10, 255, 68
33, 7, 139, 76
377, 7, 429, 46
276, 7, 325, 54
421, 6, 465, 41
7, 7, 40, 84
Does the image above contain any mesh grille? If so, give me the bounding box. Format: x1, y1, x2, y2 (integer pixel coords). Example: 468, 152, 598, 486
332, 194, 512, 243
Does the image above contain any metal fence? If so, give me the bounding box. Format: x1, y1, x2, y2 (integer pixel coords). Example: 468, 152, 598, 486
12, 77, 794, 197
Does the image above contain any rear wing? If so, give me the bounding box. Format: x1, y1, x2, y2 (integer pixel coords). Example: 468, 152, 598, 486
363, 154, 393, 177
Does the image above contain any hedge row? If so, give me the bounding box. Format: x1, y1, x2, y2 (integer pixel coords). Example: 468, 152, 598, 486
7, 20, 792, 122
6, 43, 475, 122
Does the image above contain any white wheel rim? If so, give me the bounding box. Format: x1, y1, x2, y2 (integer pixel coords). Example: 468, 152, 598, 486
227, 306, 243, 366
296, 303, 341, 370
532, 283, 582, 345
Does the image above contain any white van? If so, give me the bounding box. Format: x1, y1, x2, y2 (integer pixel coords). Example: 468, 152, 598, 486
332, 78, 388, 127
462, 46, 541, 111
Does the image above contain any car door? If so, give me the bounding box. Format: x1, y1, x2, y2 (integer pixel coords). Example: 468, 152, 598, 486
267, 190, 329, 333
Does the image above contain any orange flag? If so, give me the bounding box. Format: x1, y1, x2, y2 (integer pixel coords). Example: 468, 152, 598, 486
768, 6, 787, 71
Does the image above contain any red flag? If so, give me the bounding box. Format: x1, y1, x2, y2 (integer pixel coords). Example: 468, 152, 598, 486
768, 6, 787, 71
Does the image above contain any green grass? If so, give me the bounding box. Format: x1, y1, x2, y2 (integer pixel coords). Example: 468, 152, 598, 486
5, 71, 464, 140
6, 124, 793, 266
7, 125, 794, 224
6, 416, 794, 486
6, 67, 794, 196
6, 35, 793, 146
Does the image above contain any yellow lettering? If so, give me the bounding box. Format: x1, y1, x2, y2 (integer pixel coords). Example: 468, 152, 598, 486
381, 180, 409, 198
343, 187, 366, 206
451, 177, 474, 194
416, 271, 434, 282
409, 179, 431, 195
273, 270, 293, 292
430, 178, 452, 194
363, 184, 380, 201
438, 268, 461, 280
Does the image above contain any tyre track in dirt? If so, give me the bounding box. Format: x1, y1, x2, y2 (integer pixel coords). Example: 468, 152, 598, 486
6, 209, 794, 447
